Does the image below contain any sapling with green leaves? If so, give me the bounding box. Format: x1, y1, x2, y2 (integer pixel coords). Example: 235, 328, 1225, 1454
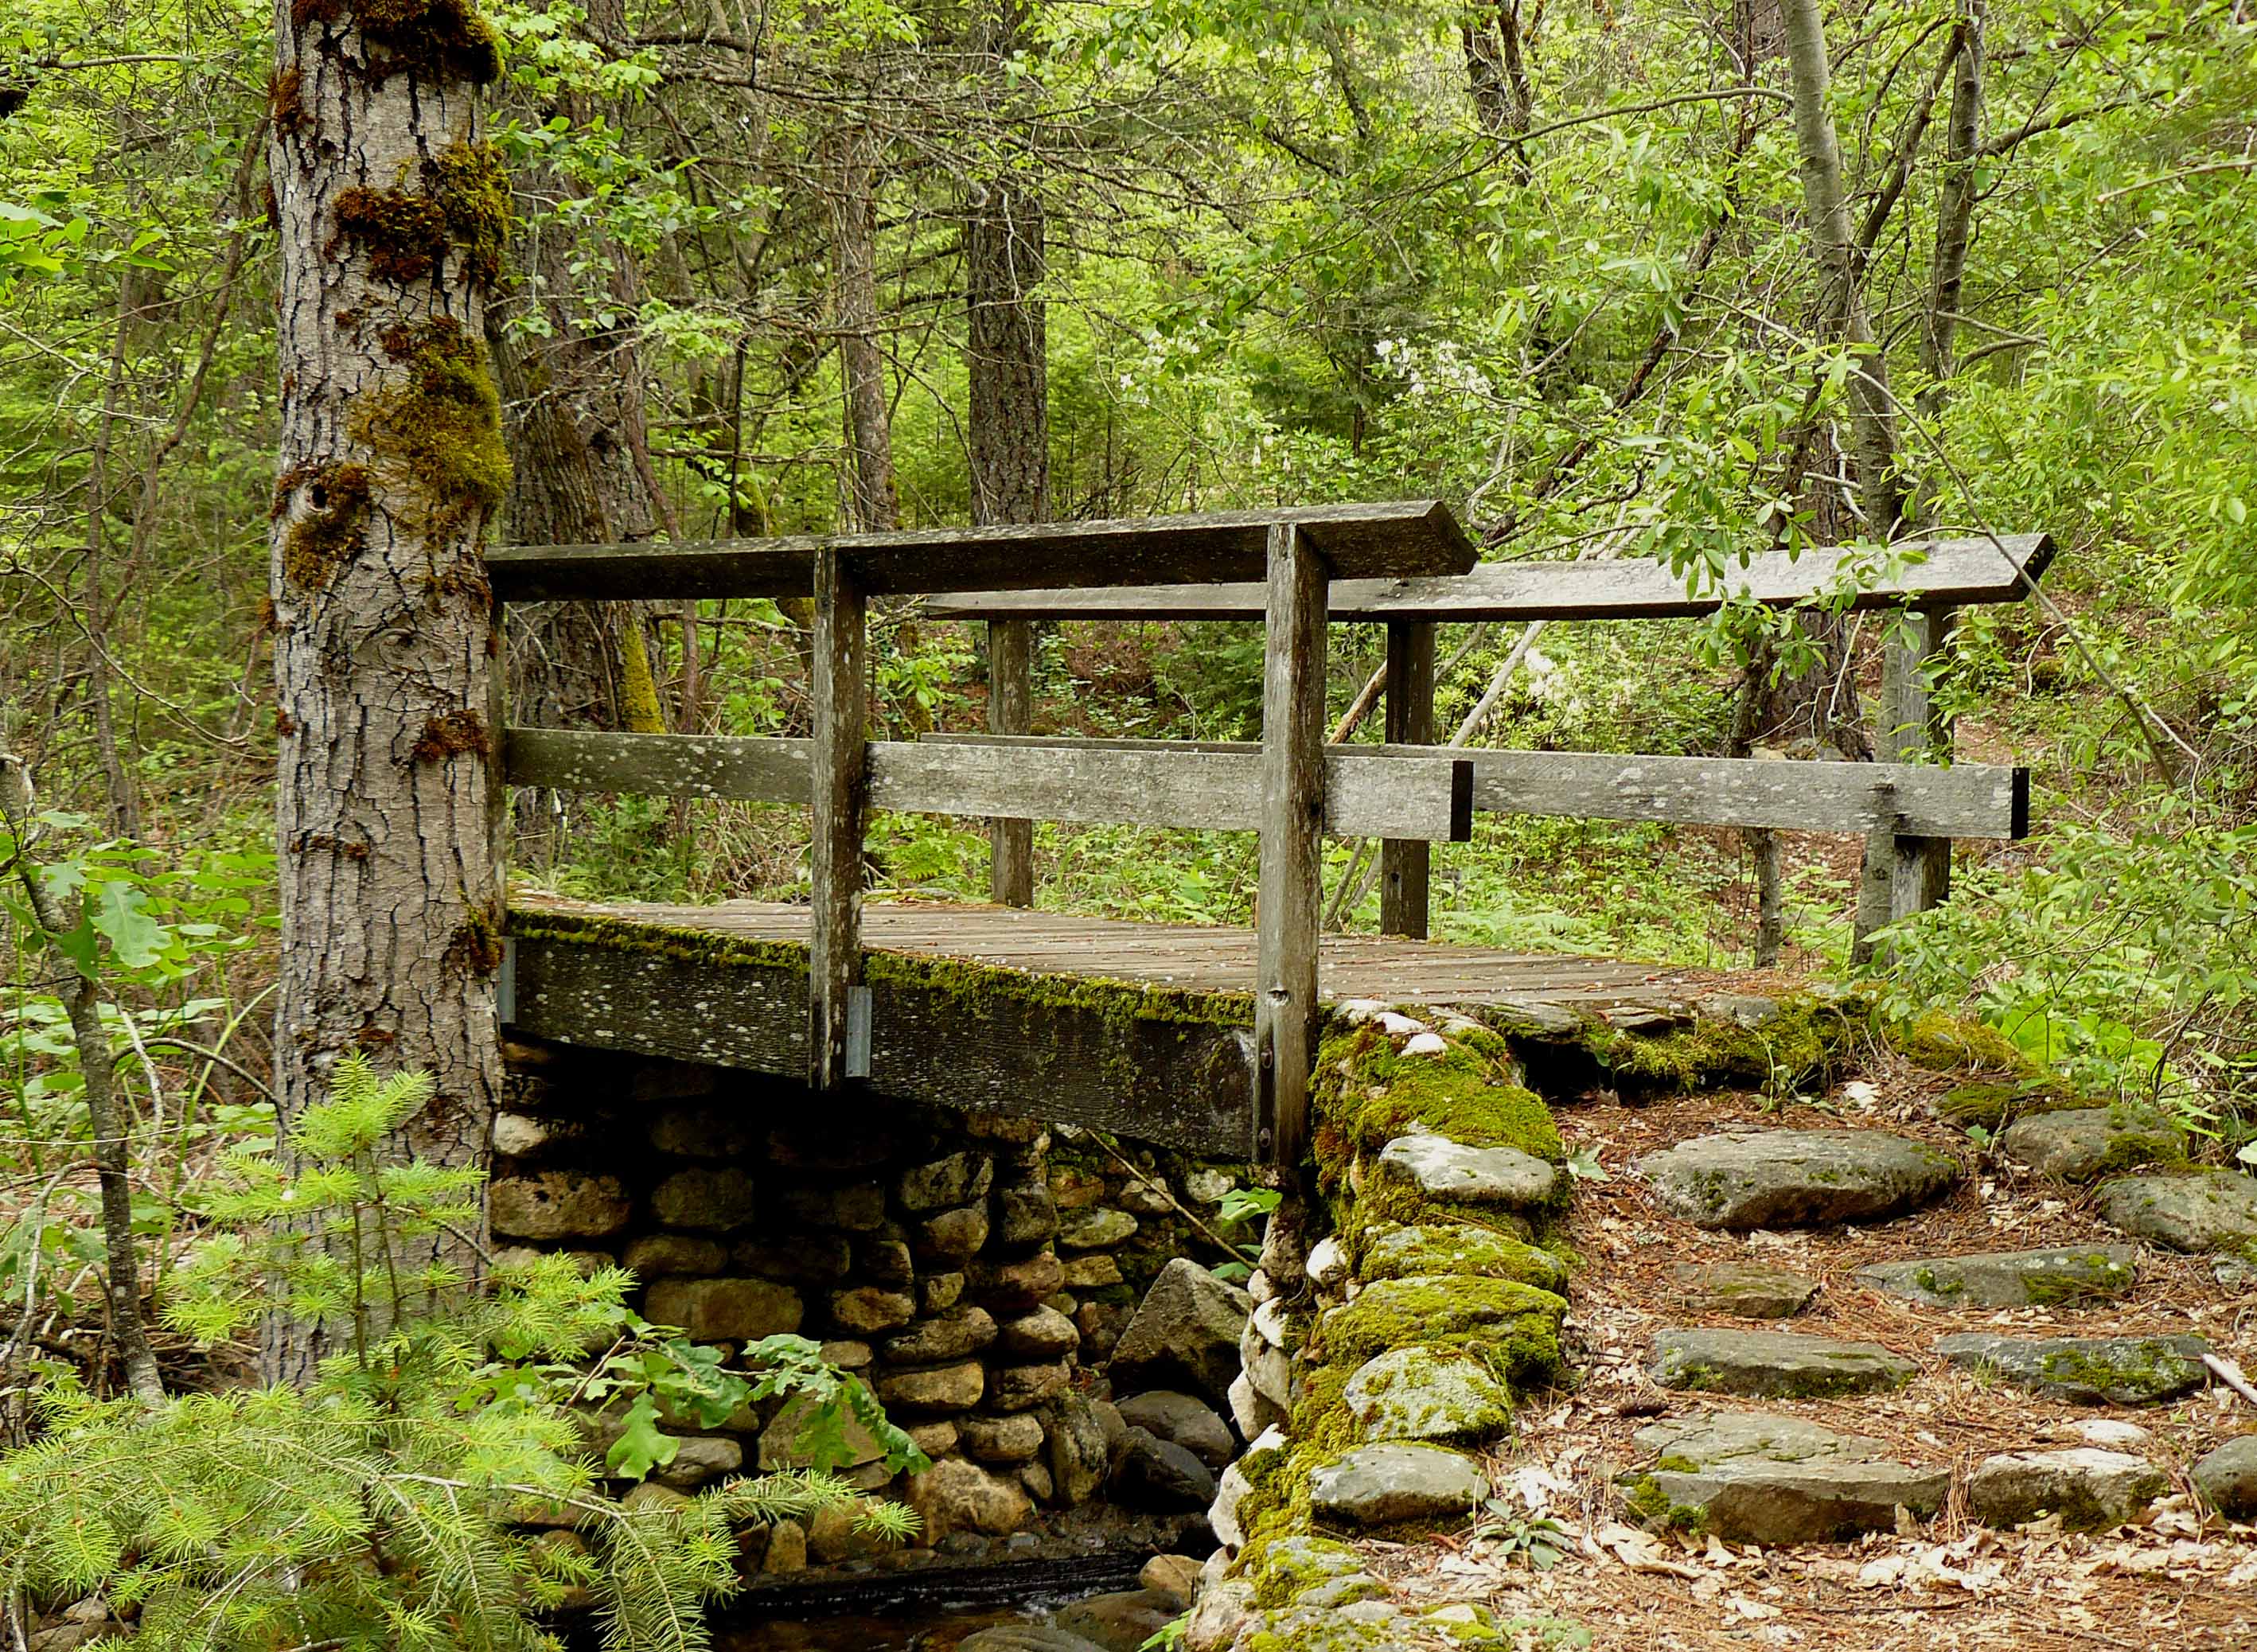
0, 1055, 922, 1650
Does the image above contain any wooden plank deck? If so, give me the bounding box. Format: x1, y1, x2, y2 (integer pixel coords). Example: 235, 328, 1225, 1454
511, 895, 1703, 1006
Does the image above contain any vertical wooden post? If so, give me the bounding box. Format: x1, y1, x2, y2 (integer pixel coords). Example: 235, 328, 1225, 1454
809, 547, 867, 1089
1379, 618, 1436, 939
1885, 606, 1955, 924
988, 618, 1035, 907
1256, 521, 1329, 1168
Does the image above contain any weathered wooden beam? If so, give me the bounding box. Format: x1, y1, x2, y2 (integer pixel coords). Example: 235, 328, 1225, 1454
988, 619, 1035, 908
486, 501, 1475, 602
505, 726, 811, 804
501, 920, 1260, 1157
1257, 522, 1327, 1168
925, 735, 2027, 840
1380, 619, 1436, 939
926, 532, 2055, 622
808, 547, 866, 1090
1885, 608, 1956, 923
867, 741, 1470, 841
505, 727, 1473, 841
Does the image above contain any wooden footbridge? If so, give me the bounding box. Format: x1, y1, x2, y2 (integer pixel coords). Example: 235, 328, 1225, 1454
489, 502, 2052, 1160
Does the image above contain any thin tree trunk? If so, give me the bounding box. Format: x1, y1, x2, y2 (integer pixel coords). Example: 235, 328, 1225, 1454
0, 750, 162, 1403
265, 0, 509, 1383
824, 119, 898, 532
81, 290, 142, 840
968, 0, 1049, 910
1919, 0, 1986, 423
1782, 0, 1913, 958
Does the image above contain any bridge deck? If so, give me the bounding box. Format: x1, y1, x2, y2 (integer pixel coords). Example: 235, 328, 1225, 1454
502, 896, 1713, 1155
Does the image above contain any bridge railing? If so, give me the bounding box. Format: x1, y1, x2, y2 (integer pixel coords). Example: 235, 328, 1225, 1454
487, 504, 2052, 1166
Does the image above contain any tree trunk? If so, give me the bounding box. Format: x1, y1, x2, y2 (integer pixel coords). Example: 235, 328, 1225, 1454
265, 0, 509, 1383
1920, 0, 1986, 423
1461, 0, 1533, 166
1782, 0, 1913, 957
823, 119, 898, 532
81, 290, 142, 840
967, 0, 1050, 908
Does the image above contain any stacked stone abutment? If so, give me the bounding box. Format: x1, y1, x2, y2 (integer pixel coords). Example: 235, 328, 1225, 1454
491, 1037, 1249, 1566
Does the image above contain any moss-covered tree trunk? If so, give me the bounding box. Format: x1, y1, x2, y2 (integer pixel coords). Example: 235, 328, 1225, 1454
264, 0, 510, 1385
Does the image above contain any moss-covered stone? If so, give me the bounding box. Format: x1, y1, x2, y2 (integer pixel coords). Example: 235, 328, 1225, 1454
1312, 1025, 1563, 1186
1891, 1009, 2030, 1074
1585, 993, 1854, 1093
1316, 1275, 1565, 1386
1353, 1221, 1570, 1295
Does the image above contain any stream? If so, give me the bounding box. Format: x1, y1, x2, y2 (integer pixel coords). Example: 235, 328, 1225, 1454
717, 1553, 1156, 1651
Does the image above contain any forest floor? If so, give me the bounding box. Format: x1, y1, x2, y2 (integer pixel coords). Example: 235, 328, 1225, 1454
1351, 1060, 2257, 1650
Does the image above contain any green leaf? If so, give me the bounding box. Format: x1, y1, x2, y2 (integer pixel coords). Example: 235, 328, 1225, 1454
47, 912, 100, 980
91, 879, 167, 968
604, 1392, 679, 1480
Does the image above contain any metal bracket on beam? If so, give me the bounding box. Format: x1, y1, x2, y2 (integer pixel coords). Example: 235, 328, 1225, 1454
846, 985, 873, 1080
497, 937, 517, 1027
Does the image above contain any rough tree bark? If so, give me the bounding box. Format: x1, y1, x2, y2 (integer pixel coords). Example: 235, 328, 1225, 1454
823, 118, 899, 532
264, 0, 510, 1383
1462, 0, 1534, 173
1920, 0, 1986, 423
968, 0, 1049, 910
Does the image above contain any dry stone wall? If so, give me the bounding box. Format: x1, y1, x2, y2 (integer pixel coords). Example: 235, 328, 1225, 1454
493, 1036, 1252, 1568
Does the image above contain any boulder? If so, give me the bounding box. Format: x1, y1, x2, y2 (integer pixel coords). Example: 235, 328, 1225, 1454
1117, 1391, 1235, 1468
762, 1518, 807, 1573
489, 1171, 631, 1241
999, 1306, 1081, 1359
1671, 1261, 1818, 1319
875, 1360, 987, 1413
1184, 1580, 1253, 1652
1059, 1208, 1139, 1249
1106, 1257, 1253, 1407
917, 1205, 992, 1265
1624, 1411, 1947, 1543
1054, 1590, 1183, 1652
760, 1393, 885, 1471
1933, 1331, 2212, 1404
858, 1232, 915, 1286
1229, 1371, 1285, 1440
2094, 1172, 2257, 1254
1634, 1129, 1958, 1229
1308, 1442, 1488, 1529
1998, 1105, 2185, 1183
1855, 1245, 2139, 1311
1649, 1327, 1916, 1398
1356, 1221, 1569, 1295
971, 1251, 1067, 1311
1062, 1254, 1124, 1288
735, 1233, 852, 1285
829, 1286, 917, 1336
649, 1167, 756, 1231
782, 1182, 888, 1232
956, 1629, 1107, 1652
958, 1412, 1048, 1465
906, 1457, 1033, 1538
2193, 1435, 2257, 1519
1045, 1393, 1113, 1506
922, 1272, 966, 1313
883, 1307, 999, 1366
641, 1277, 802, 1343
620, 1233, 729, 1277
1373, 1135, 1557, 1214
988, 1362, 1071, 1412
1110, 1426, 1217, 1512
994, 1181, 1061, 1249
651, 1434, 743, 1490
1342, 1346, 1514, 1444
647, 1101, 759, 1159
1140, 1553, 1203, 1603
1317, 1275, 1565, 1383
898, 1151, 995, 1214
1970, 1448, 2166, 1529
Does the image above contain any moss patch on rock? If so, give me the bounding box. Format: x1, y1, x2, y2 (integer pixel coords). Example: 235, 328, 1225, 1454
1585, 994, 1854, 1093
1316, 1275, 1565, 1386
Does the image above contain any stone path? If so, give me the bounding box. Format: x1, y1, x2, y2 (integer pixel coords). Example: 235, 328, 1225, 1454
1617, 1110, 2257, 1541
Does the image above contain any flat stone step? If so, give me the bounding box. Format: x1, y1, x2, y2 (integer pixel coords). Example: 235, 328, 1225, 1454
1634, 1129, 1959, 1229
1854, 1245, 2138, 1310
1934, 1331, 2214, 1404
1968, 1447, 2168, 1529
1624, 1410, 1947, 1544
1672, 1261, 1818, 1319
1308, 1441, 1489, 1529
2095, 1172, 2257, 1255
1650, 1327, 1917, 1398
1998, 1105, 2186, 1183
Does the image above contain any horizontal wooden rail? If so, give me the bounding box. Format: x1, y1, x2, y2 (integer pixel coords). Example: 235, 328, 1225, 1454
922, 734, 2028, 840
926, 532, 2055, 622
486, 501, 1475, 602
505, 728, 1475, 842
